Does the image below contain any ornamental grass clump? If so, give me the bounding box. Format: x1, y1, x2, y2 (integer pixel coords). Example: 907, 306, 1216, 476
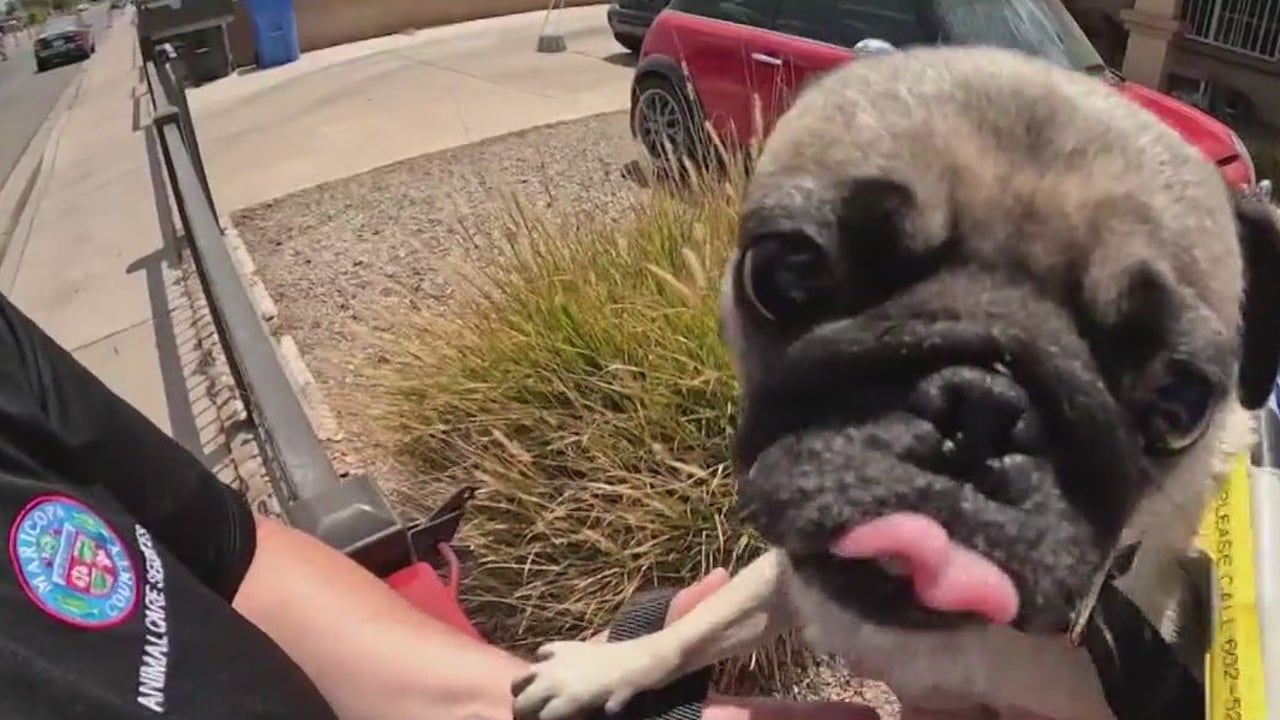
369, 157, 811, 692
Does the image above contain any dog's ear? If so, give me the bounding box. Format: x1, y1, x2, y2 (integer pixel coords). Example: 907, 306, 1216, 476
1235, 194, 1280, 410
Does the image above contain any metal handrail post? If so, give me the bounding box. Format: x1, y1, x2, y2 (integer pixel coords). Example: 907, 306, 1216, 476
1254, 401, 1280, 718
155, 44, 219, 222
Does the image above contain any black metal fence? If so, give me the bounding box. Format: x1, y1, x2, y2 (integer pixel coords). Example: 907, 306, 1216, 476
143, 44, 439, 578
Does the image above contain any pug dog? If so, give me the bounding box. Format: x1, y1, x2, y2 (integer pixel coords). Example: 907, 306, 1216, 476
511, 45, 1280, 720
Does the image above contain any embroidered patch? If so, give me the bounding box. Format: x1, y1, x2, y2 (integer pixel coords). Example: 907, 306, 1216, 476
8, 494, 138, 628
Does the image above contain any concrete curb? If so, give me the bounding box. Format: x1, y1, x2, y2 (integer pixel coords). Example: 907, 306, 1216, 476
0, 71, 87, 294
221, 217, 345, 445
223, 221, 279, 329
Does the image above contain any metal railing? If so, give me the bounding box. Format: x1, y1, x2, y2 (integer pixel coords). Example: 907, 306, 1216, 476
142, 43, 433, 578
1182, 0, 1280, 61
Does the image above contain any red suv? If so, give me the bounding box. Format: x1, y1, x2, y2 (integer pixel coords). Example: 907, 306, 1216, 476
630, 0, 1266, 194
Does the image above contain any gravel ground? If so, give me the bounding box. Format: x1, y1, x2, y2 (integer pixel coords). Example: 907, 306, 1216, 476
233, 110, 644, 484
233, 109, 898, 716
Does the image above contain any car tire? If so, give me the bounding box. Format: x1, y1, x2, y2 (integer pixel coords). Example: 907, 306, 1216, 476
34, 60, 46, 73
614, 32, 643, 54
631, 74, 711, 179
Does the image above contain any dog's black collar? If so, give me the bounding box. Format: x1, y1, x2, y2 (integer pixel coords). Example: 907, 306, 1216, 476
1075, 540, 1206, 720
1082, 578, 1205, 720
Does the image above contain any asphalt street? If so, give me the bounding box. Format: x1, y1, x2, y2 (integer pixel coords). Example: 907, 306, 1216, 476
0, 4, 111, 191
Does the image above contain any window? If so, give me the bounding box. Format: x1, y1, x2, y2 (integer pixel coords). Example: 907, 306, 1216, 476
670, 0, 779, 28
933, 0, 1105, 73
773, 0, 936, 50
1182, 0, 1280, 61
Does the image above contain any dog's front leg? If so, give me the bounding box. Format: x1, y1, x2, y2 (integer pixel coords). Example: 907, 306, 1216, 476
511, 548, 797, 720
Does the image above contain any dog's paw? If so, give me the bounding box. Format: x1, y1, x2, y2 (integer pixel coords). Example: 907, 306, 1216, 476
511, 640, 675, 720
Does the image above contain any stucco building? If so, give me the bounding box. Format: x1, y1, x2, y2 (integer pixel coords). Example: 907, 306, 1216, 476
1069, 0, 1280, 139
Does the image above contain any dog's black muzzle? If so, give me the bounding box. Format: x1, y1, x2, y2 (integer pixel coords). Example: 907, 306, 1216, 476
733, 297, 1150, 631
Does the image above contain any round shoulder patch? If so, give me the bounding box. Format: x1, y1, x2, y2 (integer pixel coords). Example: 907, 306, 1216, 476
8, 494, 138, 628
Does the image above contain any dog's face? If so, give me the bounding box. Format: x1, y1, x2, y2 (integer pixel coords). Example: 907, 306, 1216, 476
720, 46, 1280, 634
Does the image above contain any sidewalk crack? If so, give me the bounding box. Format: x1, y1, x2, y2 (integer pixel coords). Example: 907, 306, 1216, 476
67, 312, 167, 354
387, 48, 564, 101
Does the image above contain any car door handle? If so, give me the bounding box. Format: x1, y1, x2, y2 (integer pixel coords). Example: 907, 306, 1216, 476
750, 52, 783, 66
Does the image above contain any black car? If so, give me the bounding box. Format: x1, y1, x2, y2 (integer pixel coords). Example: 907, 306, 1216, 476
34, 16, 95, 72
607, 0, 670, 53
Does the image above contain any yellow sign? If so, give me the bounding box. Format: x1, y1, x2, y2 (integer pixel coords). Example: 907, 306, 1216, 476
1196, 454, 1267, 720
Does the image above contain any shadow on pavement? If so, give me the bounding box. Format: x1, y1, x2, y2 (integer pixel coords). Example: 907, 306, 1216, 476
124, 122, 221, 464
603, 51, 637, 68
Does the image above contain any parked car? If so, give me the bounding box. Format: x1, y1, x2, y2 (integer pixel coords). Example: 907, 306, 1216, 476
34, 16, 95, 73
76, 3, 91, 11
607, 0, 671, 54
631, 0, 1263, 195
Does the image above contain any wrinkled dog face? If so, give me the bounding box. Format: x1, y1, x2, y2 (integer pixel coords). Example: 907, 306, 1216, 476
720, 47, 1280, 634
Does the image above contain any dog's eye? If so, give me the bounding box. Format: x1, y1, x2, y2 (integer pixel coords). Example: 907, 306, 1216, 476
1142, 362, 1218, 455
740, 235, 835, 324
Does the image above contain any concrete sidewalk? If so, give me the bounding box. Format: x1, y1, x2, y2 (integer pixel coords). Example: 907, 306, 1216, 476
0, 4, 634, 479
0, 13, 234, 472
191, 5, 634, 213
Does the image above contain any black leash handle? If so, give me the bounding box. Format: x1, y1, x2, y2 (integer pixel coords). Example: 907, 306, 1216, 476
587, 588, 714, 720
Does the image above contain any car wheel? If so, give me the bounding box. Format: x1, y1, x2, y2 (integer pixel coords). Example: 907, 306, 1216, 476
34, 60, 46, 73
614, 32, 643, 54
631, 75, 709, 177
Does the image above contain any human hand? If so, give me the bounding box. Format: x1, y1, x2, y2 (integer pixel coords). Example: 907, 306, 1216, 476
659, 572, 1062, 720
573, 570, 1077, 720
645, 569, 879, 720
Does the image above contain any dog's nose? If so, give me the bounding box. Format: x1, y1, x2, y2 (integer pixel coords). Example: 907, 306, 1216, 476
908, 367, 1043, 472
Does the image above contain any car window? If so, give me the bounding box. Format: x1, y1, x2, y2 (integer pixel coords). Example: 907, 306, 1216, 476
773, 0, 936, 49
670, 0, 779, 28
932, 0, 1104, 72
44, 19, 80, 33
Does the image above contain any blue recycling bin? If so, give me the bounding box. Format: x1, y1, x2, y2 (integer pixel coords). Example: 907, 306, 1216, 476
243, 0, 300, 69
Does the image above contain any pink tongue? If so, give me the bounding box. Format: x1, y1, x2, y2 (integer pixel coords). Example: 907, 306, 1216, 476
830, 512, 1019, 625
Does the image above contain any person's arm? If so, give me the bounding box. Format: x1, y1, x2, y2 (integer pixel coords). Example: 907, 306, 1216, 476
233, 514, 523, 720
0, 293, 873, 720
0, 293, 253, 597
232, 515, 879, 720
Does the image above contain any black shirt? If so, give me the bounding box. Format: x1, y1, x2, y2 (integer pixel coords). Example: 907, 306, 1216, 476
0, 292, 340, 719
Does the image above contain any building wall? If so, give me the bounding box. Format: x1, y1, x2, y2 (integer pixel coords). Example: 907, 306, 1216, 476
1064, 0, 1280, 131
1168, 41, 1280, 133
229, 0, 607, 68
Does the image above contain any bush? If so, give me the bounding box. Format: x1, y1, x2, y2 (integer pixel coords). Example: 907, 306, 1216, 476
367, 165, 811, 692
